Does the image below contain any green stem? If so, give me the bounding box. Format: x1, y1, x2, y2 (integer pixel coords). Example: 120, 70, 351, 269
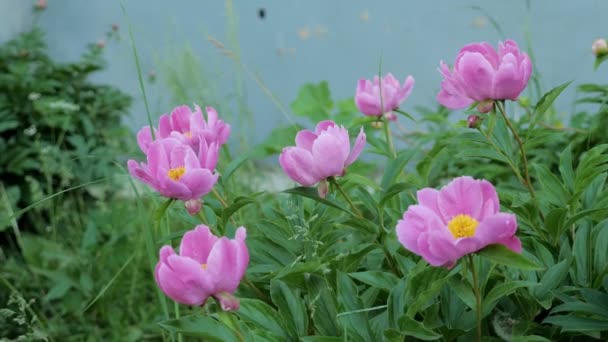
329, 178, 363, 218
477, 128, 525, 184
217, 310, 245, 342
383, 118, 397, 158
495, 101, 536, 200
468, 255, 482, 342
243, 278, 273, 306
154, 199, 174, 342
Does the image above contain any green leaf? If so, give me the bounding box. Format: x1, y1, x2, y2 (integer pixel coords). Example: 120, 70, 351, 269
305, 275, 340, 336
396, 316, 442, 341
336, 271, 374, 342
387, 276, 408, 329
290, 81, 333, 122
349, 271, 399, 291
282, 186, 350, 215
545, 208, 568, 243
594, 53, 608, 70
158, 315, 240, 341
543, 315, 608, 332
483, 281, 538, 316
534, 164, 569, 207
270, 279, 308, 337
532, 258, 571, 308
572, 224, 591, 286
221, 149, 260, 181
380, 149, 417, 190
301, 337, 343, 342
379, 182, 411, 208
559, 144, 575, 192
238, 299, 288, 338
477, 245, 544, 270
528, 82, 571, 133
221, 196, 256, 226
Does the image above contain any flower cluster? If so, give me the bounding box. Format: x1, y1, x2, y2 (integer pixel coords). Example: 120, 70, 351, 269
128, 105, 229, 213
127, 39, 531, 316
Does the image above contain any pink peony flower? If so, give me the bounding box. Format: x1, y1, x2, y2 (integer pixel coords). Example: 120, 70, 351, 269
355, 73, 415, 120
396, 176, 521, 268
137, 105, 230, 154
155, 225, 249, 309
279, 120, 366, 186
127, 137, 219, 201
437, 40, 532, 110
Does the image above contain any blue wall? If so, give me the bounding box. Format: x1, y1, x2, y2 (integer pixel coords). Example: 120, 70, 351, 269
3, 0, 607, 144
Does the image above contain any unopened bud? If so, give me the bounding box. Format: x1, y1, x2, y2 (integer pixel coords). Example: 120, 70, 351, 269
476, 100, 494, 114
148, 70, 157, 82
96, 39, 105, 49
467, 115, 482, 129
112, 23, 119, 31
317, 179, 328, 198
184, 199, 202, 216
371, 120, 384, 129
592, 38, 608, 57
384, 112, 397, 121
214, 291, 240, 311
518, 96, 530, 108
34, 0, 47, 10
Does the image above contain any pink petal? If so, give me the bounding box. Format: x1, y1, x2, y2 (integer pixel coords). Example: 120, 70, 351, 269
459, 42, 500, 69
416, 188, 443, 222
136, 126, 156, 154
156, 254, 214, 306
127, 160, 155, 187
479, 180, 500, 220
158, 114, 171, 138
311, 132, 349, 178
315, 120, 336, 134
457, 52, 495, 101
474, 213, 519, 250
180, 169, 218, 198
493, 55, 524, 100
345, 127, 366, 166
179, 225, 219, 264
279, 147, 320, 186
397, 75, 415, 104
355, 92, 382, 116
190, 105, 205, 132
206, 229, 249, 293
295, 130, 317, 151
396, 204, 444, 256
437, 176, 484, 222
170, 105, 192, 132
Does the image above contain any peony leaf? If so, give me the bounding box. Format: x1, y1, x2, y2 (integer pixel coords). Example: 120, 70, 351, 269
477, 244, 544, 270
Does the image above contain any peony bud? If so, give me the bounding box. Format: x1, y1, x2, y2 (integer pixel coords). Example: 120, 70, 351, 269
467, 115, 482, 129
96, 39, 105, 49
476, 100, 494, 114
592, 38, 608, 56
317, 179, 328, 198
185, 199, 202, 216
34, 0, 47, 10
112, 23, 119, 31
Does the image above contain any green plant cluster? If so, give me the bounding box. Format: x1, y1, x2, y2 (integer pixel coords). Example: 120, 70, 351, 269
0, 27, 131, 232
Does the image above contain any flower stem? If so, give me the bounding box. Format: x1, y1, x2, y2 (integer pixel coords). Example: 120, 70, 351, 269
467, 255, 482, 342
153, 199, 175, 341
329, 178, 363, 218
382, 117, 397, 158
495, 101, 536, 200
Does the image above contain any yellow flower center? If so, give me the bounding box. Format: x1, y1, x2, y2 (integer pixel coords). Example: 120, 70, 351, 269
184, 131, 193, 138
201, 263, 208, 270
167, 167, 186, 181
447, 214, 479, 239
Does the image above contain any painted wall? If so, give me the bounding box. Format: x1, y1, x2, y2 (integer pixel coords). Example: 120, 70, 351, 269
2, 0, 606, 144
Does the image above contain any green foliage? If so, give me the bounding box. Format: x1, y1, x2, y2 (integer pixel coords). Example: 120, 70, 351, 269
5, 17, 608, 342
0, 27, 131, 232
